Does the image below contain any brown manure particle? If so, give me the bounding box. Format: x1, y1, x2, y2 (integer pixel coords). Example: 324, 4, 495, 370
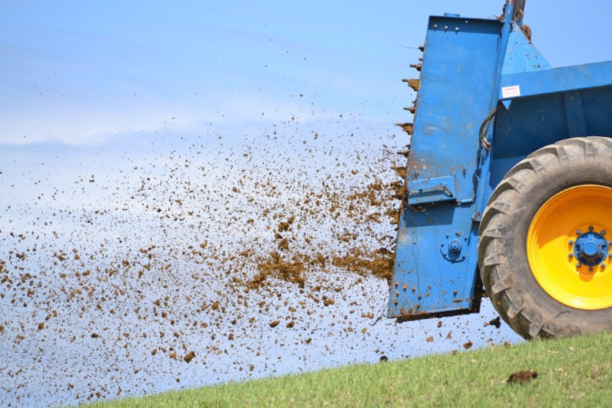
269, 320, 280, 328
507, 370, 538, 384
463, 341, 473, 350
331, 247, 394, 283
277, 238, 289, 251
277, 216, 294, 232
379, 356, 388, 362
322, 298, 335, 307
485, 316, 501, 329
184, 351, 195, 363
252, 252, 306, 289
391, 166, 407, 179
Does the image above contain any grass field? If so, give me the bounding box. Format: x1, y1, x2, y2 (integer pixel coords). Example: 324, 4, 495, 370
88, 331, 612, 408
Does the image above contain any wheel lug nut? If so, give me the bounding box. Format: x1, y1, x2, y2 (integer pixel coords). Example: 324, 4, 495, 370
577, 230, 582, 235
589, 267, 594, 272
569, 253, 574, 258
589, 226, 594, 232
577, 263, 582, 268
602, 230, 607, 236
602, 264, 607, 269
569, 240, 574, 245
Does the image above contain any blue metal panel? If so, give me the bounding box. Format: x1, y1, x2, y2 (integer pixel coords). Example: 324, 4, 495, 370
500, 61, 612, 100
388, 15, 505, 318
502, 24, 551, 75
582, 87, 612, 135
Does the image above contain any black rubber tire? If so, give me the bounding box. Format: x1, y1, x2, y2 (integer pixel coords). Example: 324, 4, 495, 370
478, 137, 612, 339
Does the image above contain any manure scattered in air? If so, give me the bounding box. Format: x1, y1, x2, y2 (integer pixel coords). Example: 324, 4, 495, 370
0, 109, 515, 407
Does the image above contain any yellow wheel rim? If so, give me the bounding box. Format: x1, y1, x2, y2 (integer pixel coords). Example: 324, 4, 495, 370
527, 185, 612, 310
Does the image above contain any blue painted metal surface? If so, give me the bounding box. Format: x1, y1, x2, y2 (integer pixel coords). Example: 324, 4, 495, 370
573, 232, 609, 267
388, 12, 508, 318
388, 3, 612, 320
502, 24, 551, 76
501, 62, 612, 101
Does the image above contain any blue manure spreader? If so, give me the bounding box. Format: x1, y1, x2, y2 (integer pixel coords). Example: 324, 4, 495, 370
388, 0, 612, 339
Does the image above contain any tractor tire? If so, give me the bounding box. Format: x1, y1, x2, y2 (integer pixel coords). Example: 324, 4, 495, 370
478, 137, 612, 339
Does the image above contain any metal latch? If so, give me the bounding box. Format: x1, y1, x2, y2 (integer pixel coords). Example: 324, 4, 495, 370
407, 175, 456, 205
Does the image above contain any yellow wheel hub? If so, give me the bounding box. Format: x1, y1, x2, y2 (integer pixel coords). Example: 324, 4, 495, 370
527, 185, 612, 310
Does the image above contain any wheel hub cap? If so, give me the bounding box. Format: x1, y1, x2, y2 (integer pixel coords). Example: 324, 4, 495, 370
574, 232, 609, 266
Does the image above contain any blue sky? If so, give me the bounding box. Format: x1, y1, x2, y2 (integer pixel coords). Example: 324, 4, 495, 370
2, 1, 611, 146
2, 1, 612, 407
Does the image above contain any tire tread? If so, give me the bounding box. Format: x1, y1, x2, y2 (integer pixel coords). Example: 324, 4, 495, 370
478, 136, 612, 339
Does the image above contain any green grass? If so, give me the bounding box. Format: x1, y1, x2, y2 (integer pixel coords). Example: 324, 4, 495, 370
89, 332, 612, 408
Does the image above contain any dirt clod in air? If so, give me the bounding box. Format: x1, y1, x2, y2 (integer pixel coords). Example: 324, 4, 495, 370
332, 248, 394, 283
463, 341, 473, 350
252, 252, 306, 289
269, 321, 280, 328
184, 351, 195, 363
485, 317, 501, 329
277, 217, 294, 232
277, 239, 290, 251
323, 298, 335, 307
